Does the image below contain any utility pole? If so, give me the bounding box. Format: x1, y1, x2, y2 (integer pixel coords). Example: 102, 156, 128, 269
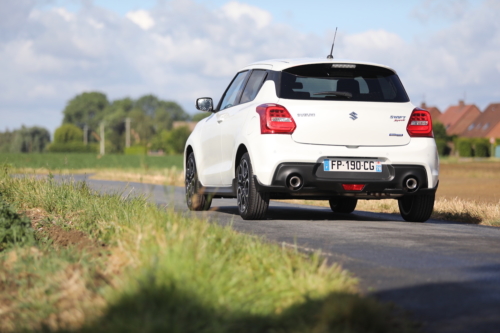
83, 124, 88, 145
100, 122, 105, 155
125, 117, 131, 148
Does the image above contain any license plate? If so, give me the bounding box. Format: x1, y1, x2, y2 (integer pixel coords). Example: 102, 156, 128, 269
323, 159, 383, 172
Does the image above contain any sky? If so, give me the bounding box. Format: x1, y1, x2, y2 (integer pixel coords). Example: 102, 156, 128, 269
1, 0, 499, 135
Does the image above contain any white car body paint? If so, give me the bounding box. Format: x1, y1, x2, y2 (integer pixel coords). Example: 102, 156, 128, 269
185, 58, 439, 192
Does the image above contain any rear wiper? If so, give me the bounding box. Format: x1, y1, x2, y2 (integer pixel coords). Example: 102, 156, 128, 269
313, 91, 352, 98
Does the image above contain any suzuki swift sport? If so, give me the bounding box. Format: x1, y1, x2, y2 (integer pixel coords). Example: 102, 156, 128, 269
185, 58, 439, 222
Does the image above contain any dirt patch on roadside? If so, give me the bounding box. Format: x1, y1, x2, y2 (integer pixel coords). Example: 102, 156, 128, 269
24, 208, 104, 252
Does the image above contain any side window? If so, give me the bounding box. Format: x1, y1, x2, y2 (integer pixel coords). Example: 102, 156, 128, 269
240, 70, 268, 104
219, 71, 249, 110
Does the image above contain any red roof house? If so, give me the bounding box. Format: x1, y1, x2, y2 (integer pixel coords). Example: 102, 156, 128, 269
420, 102, 441, 123
439, 100, 481, 136
462, 103, 500, 138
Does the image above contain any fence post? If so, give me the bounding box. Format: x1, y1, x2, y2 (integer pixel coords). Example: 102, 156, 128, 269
100, 122, 105, 155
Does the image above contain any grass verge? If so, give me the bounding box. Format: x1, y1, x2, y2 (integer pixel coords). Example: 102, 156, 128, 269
0, 167, 416, 332
0, 153, 183, 170
279, 198, 500, 227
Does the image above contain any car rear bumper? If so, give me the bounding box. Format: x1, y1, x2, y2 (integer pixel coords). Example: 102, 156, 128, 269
252, 162, 438, 200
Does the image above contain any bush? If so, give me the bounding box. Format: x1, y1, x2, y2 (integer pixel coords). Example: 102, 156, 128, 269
473, 138, 490, 157
0, 198, 35, 250
47, 142, 98, 153
456, 138, 473, 157
150, 126, 191, 154
125, 145, 147, 155
54, 124, 83, 144
435, 139, 450, 156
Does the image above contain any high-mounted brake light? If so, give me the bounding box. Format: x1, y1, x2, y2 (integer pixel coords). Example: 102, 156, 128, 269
256, 104, 296, 134
406, 108, 433, 138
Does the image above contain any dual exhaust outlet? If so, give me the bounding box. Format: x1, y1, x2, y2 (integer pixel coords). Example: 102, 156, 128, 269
286, 174, 419, 192
287, 174, 303, 191
405, 177, 418, 191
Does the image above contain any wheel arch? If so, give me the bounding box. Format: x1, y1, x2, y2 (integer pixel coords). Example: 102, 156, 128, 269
185, 145, 194, 172
234, 144, 248, 176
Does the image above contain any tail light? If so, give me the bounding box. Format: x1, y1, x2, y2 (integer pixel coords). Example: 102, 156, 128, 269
342, 184, 365, 191
256, 104, 296, 134
407, 108, 433, 138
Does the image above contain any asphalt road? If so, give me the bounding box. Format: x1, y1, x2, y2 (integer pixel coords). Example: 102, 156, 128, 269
69, 175, 500, 333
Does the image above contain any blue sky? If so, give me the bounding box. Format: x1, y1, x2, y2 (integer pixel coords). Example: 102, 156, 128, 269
1, 0, 499, 134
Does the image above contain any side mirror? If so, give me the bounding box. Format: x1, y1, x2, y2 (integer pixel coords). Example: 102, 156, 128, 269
196, 97, 214, 112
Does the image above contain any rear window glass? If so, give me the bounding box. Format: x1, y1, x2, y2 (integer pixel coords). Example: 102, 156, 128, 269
279, 64, 409, 102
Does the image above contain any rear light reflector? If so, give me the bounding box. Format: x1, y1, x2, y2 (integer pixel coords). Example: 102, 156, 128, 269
256, 104, 296, 134
407, 108, 433, 137
342, 184, 365, 191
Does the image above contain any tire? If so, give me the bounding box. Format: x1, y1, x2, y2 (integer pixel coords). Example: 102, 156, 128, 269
236, 153, 269, 220
329, 197, 358, 214
185, 153, 212, 211
398, 194, 435, 222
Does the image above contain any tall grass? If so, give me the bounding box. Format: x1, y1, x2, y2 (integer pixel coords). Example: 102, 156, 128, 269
0, 167, 415, 332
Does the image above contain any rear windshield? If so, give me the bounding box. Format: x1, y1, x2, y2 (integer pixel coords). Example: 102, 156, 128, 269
279, 64, 409, 102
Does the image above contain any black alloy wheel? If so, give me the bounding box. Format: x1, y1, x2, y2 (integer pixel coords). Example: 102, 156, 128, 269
236, 153, 269, 220
185, 153, 212, 211
398, 194, 435, 222
329, 197, 358, 214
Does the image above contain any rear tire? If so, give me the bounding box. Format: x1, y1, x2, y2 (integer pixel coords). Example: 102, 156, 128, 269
398, 194, 435, 222
329, 197, 358, 214
237, 153, 269, 220
185, 153, 212, 211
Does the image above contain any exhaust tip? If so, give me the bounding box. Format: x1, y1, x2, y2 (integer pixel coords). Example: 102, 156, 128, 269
287, 174, 303, 190
405, 177, 418, 191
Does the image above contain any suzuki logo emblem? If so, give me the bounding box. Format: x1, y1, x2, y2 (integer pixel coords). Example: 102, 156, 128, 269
349, 112, 358, 120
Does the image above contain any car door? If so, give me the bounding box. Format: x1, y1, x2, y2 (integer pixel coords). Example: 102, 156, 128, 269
199, 70, 250, 186
219, 70, 268, 185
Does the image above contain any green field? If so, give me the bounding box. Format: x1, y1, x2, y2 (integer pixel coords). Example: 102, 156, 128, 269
0, 153, 183, 170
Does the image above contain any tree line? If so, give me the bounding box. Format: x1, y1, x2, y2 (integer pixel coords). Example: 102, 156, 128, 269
1, 92, 210, 154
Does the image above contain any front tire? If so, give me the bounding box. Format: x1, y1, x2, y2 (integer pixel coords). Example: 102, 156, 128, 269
185, 153, 212, 211
329, 197, 358, 214
398, 194, 435, 222
236, 153, 269, 220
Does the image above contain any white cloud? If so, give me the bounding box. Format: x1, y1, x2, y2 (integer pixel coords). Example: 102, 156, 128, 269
53, 7, 74, 22
126, 10, 155, 30
221, 1, 272, 29
0, 0, 499, 134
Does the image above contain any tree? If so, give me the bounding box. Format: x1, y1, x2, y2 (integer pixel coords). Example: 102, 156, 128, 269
433, 121, 452, 156
135, 95, 190, 131
10, 126, 51, 153
151, 126, 191, 154
433, 122, 449, 141
192, 112, 211, 122
62, 92, 109, 136
0, 129, 15, 153
101, 98, 134, 153
54, 124, 83, 143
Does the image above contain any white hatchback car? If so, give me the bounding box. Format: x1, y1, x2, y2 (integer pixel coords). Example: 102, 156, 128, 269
185, 58, 439, 222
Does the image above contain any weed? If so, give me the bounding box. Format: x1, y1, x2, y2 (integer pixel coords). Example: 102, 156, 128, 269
0, 198, 36, 250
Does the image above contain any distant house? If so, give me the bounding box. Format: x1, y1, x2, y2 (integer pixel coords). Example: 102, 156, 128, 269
420, 102, 441, 123
462, 103, 500, 138
439, 100, 481, 136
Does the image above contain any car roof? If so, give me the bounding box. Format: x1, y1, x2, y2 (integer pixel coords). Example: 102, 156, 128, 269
240, 58, 397, 73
